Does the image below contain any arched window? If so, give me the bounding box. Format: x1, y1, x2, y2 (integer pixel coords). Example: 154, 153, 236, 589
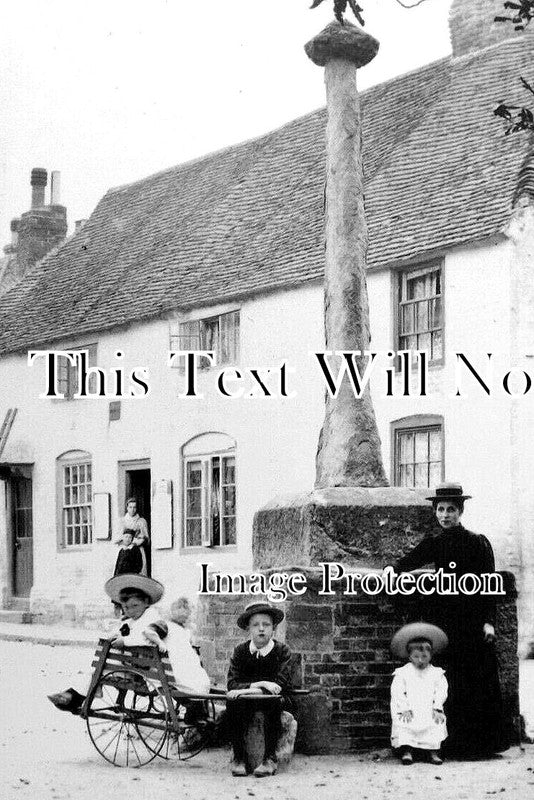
182, 433, 236, 548
56, 450, 92, 547
391, 415, 444, 489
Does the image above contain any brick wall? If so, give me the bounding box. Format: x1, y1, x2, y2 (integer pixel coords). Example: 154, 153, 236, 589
196, 570, 519, 753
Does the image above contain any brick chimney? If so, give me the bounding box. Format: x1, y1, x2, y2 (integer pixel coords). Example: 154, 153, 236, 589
449, 0, 531, 58
3, 219, 20, 256
15, 167, 68, 273
30, 167, 47, 208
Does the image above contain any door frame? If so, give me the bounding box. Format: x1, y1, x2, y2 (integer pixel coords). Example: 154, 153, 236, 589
0, 463, 34, 599
117, 459, 151, 525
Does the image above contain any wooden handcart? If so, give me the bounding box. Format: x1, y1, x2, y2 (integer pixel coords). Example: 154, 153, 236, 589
80, 638, 226, 767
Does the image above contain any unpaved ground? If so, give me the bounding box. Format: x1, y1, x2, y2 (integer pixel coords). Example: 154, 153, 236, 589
1, 640, 533, 800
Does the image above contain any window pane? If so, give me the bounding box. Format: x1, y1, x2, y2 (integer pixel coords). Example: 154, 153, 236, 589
414, 431, 429, 463
223, 456, 235, 485
415, 300, 428, 331
432, 329, 443, 360
404, 463, 414, 487
201, 318, 219, 351
429, 461, 442, 486
186, 518, 202, 547
399, 431, 414, 465
223, 517, 236, 546
223, 486, 236, 515
187, 462, 202, 488
212, 513, 221, 547
186, 488, 202, 517
430, 296, 442, 328
429, 430, 441, 460
401, 304, 415, 335
219, 311, 240, 364
417, 331, 431, 354
414, 463, 428, 488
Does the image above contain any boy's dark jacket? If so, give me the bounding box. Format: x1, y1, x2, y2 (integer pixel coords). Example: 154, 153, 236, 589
227, 640, 292, 692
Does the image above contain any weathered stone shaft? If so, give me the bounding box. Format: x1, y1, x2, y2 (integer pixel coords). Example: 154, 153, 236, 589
310, 27, 386, 489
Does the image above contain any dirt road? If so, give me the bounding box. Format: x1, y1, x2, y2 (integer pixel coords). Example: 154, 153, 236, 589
1, 639, 533, 800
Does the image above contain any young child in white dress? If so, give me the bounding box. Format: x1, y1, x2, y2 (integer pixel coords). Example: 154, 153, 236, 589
145, 597, 210, 696
390, 622, 448, 765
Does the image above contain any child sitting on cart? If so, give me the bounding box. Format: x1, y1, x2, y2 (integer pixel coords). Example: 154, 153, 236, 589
146, 596, 210, 696
47, 575, 207, 713
226, 601, 292, 778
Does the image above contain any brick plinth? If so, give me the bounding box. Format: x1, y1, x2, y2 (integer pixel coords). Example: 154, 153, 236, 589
196, 571, 519, 754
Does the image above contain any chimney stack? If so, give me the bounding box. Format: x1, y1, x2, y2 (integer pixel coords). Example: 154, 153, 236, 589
2, 219, 19, 256
16, 167, 67, 272
30, 168, 47, 208
10, 219, 19, 248
50, 171, 61, 205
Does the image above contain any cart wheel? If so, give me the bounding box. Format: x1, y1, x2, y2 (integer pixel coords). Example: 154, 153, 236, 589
160, 702, 214, 761
85, 669, 169, 767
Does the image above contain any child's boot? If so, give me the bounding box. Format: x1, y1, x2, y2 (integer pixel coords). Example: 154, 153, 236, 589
400, 746, 413, 765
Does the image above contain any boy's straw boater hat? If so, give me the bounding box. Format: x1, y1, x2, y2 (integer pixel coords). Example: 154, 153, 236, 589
104, 574, 164, 604
426, 482, 472, 502
391, 622, 448, 659
237, 601, 285, 630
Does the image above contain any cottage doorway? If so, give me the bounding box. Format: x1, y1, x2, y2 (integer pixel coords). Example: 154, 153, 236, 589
118, 460, 151, 572
9, 469, 33, 597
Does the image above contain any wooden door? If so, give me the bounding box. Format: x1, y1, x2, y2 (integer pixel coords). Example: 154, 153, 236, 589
12, 476, 33, 597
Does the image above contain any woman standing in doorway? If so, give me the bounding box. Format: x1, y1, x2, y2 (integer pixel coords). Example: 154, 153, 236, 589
394, 483, 509, 757
119, 497, 151, 576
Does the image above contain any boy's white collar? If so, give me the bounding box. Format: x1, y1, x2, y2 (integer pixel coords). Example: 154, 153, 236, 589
249, 639, 274, 657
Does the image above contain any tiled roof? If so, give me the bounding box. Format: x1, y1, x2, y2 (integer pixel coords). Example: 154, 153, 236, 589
0, 254, 20, 298
0, 35, 532, 354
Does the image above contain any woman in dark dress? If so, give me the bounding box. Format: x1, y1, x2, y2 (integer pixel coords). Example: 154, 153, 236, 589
395, 483, 508, 757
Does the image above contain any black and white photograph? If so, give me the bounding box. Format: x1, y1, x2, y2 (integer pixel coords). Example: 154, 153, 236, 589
1, 1, 534, 797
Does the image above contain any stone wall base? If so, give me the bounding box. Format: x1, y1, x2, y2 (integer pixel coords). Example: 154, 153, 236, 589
196, 571, 519, 754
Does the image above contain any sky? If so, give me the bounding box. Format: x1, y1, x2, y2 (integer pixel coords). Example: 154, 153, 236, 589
0, 0, 454, 241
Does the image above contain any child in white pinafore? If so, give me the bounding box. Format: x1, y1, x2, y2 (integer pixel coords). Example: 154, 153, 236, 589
390, 622, 449, 765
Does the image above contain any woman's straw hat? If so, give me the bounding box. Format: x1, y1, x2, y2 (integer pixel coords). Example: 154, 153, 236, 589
426, 482, 472, 502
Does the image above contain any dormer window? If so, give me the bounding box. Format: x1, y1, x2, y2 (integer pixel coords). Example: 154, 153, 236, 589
170, 311, 239, 370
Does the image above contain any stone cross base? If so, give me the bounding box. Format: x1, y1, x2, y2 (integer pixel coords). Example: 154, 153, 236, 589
252, 487, 436, 570
196, 574, 519, 754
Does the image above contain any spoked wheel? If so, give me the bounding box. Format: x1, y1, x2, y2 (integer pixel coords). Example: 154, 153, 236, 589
85, 669, 169, 767
159, 702, 214, 761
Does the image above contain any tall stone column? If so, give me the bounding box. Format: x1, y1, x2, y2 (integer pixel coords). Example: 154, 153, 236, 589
305, 22, 386, 488
252, 19, 435, 575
